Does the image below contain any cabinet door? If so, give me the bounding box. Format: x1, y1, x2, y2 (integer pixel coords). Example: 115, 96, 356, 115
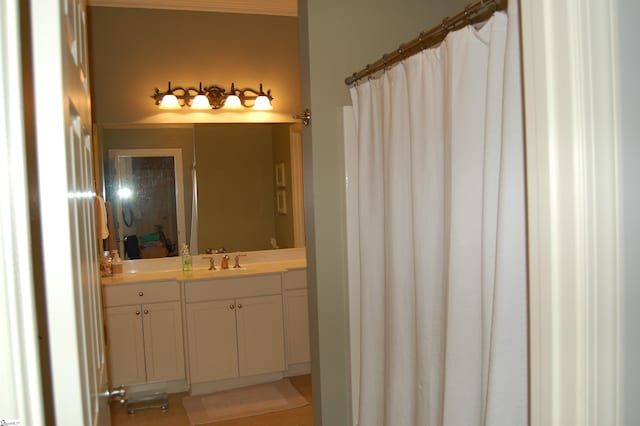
104, 305, 146, 386
236, 294, 285, 377
284, 289, 311, 364
142, 301, 185, 383
186, 299, 238, 383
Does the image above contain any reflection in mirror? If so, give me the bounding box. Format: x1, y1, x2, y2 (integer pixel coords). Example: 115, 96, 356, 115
100, 124, 304, 259
107, 149, 186, 259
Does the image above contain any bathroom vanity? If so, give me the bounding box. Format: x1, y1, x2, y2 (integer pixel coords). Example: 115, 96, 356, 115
100, 252, 310, 396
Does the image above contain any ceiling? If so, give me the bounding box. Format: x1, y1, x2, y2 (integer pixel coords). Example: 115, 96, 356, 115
86, 0, 298, 17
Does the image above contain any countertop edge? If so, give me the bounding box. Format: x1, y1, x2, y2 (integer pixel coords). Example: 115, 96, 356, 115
101, 260, 307, 286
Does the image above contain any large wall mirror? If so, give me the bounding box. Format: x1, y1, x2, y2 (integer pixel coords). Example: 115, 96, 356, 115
99, 123, 304, 259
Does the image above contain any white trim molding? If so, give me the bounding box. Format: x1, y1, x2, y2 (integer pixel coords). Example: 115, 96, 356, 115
520, 0, 623, 425
0, 0, 46, 424
87, 0, 298, 16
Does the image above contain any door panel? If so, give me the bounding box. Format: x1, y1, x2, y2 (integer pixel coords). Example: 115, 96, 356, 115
104, 306, 146, 386
142, 301, 185, 383
236, 294, 285, 377
186, 300, 238, 383
31, 0, 109, 422
285, 289, 311, 364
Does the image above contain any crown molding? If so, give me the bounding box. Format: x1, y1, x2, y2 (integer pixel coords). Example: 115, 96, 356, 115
87, 0, 298, 17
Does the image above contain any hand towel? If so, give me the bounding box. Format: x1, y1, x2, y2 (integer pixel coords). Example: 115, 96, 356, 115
95, 195, 109, 240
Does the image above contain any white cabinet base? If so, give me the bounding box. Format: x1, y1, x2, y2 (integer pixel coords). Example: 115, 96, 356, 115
189, 372, 284, 396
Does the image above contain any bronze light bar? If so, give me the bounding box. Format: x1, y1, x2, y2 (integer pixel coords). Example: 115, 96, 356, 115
151, 81, 274, 110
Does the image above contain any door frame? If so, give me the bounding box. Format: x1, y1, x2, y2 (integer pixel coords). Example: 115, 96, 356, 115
0, 0, 46, 424
520, 0, 623, 424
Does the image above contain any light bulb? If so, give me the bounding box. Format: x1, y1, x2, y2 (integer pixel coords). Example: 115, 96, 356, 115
159, 94, 180, 109
224, 82, 242, 109
191, 94, 211, 109
190, 82, 210, 109
253, 95, 273, 110
224, 94, 242, 109
253, 83, 273, 110
158, 81, 181, 109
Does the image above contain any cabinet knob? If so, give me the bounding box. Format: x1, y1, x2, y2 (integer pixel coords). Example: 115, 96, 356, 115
144, 309, 149, 314
138, 291, 144, 296
238, 303, 243, 309
135, 310, 140, 315
230, 304, 235, 310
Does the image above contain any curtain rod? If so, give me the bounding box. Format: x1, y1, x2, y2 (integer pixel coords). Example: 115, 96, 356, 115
344, 0, 507, 86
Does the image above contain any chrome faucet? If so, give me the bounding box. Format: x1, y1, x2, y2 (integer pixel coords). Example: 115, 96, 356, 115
203, 256, 216, 270
234, 254, 247, 268
221, 255, 230, 269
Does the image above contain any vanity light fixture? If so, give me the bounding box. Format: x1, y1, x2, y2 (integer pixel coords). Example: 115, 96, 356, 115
152, 81, 274, 110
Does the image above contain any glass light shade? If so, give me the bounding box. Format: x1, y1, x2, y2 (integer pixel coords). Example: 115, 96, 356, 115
224, 94, 242, 109
191, 94, 211, 109
253, 95, 273, 110
159, 94, 180, 109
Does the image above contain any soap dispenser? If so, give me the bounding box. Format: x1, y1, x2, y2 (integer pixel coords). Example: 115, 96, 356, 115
181, 244, 193, 271
111, 250, 123, 275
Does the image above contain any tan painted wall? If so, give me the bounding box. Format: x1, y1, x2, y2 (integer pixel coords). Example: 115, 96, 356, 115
300, 0, 470, 424
88, 7, 301, 124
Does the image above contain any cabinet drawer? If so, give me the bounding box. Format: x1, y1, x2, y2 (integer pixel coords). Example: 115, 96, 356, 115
102, 281, 180, 307
185, 274, 282, 303
283, 269, 307, 290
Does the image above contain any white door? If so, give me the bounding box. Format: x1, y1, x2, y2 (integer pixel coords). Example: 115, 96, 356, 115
30, 0, 110, 424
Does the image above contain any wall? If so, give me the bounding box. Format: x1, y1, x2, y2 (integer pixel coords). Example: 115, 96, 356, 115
88, 7, 301, 124
618, 0, 640, 424
300, 0, 470, 424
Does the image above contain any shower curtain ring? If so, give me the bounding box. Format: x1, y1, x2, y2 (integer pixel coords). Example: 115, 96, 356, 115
365, 64, 374, 81
441, 17, 450, 32
464, 5, 472, 25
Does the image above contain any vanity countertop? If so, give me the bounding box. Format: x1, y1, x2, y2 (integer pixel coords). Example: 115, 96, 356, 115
101, 258, 307, 286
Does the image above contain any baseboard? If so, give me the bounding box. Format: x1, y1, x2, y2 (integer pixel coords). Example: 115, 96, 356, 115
284, 362, 311, 377
124, 379, 189, 396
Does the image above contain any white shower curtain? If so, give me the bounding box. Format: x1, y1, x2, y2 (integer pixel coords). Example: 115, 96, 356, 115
348, 3, 526, 426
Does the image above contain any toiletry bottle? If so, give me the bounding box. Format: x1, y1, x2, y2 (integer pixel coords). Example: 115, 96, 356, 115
111, 250, 123, 275
181, 244, 192, 271
101, 251, 112, 276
